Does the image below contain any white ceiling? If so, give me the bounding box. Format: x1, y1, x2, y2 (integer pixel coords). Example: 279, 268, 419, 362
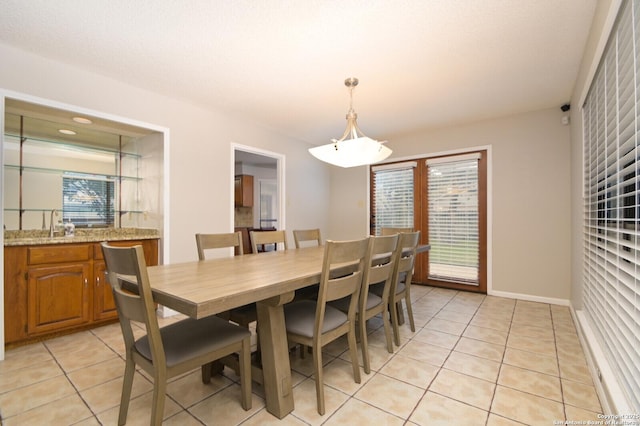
0, 0, 597, 145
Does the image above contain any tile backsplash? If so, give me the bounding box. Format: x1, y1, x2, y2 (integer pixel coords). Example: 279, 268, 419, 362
235, 207, 253, 227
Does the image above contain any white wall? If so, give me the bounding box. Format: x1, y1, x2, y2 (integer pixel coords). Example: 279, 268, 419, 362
0, 42, 331, 351
328, 166, 370, 240
0, 42, 330, 262
329, 107, 572, 301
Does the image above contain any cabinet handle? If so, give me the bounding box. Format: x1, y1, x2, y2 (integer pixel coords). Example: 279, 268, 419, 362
96, 276, 100, 286
84, 278, 88, 288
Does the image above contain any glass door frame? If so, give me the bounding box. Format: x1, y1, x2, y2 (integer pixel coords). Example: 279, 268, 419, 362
369, 147, 489, 293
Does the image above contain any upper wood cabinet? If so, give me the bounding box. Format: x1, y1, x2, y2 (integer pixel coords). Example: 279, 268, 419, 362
235, 175, 254, 207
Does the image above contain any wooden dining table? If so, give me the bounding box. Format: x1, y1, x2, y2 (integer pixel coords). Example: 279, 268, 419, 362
145, 245, 327, 418
142, 242, 430, 419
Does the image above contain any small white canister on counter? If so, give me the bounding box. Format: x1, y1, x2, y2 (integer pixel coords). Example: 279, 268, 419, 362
64, 220, 75, 237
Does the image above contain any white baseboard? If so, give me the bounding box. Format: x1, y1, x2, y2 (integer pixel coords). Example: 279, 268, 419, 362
572, 308, 636, 417
156, 305, 179, 318
487, 289, 570, 306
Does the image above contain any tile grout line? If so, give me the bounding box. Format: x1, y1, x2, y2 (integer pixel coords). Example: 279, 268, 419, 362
551, 304, 569, 423
484, 296, 516, 426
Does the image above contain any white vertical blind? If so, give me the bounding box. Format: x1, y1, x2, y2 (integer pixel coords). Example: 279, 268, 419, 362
371, 162, 416, 236
426, 154, 480, 284
582, 0, 640, 411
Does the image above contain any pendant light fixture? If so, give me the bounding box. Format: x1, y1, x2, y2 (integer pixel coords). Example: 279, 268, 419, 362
309, 77, 392, 168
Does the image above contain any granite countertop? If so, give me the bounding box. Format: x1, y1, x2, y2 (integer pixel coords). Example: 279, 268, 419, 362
4, 228, 160, 246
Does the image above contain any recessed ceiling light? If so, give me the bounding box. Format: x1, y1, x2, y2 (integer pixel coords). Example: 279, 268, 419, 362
72, 116, 92, 124
58, 129, 77, 135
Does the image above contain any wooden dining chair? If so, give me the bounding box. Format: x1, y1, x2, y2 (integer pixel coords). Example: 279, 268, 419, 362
380, 227, 413, 236
196, 231, 243, 258
330, 234, 399, 374
250, 229, 288, 253
284, 237, 369, 415
101, 242, 252, 425
195, 232, 257, 329
293, 228, 322, 248
372, 231, 421, 346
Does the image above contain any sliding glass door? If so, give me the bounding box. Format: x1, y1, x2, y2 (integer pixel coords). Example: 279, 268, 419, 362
370, 150, 487, 292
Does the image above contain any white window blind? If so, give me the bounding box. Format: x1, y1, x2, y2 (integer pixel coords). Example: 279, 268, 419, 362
371, 162, 416, 236
582, 0, 640, 412
427, 154, 480, 284
63, 174, 115, 227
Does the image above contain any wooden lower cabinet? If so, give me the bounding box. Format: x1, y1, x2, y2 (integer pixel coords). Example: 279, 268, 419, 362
27, 263, 91, 334
4, 238, 158, 345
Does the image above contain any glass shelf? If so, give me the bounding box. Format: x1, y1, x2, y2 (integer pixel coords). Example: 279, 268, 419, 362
4, 113, 141, 158
3, 164, 142, 182
3, 133, 141, 159
3, 208, 147, 214
4, 113, 144, 230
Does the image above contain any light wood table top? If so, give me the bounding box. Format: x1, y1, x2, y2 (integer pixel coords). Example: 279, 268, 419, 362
146, 245, 325, 319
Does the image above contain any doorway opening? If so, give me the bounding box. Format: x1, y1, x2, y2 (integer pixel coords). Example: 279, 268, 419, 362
232, 144, 285, 253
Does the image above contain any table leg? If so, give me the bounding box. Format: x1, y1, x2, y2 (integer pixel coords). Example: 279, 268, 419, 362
256, 291, 295, 419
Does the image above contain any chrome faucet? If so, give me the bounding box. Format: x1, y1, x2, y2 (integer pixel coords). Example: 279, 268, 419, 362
49, 209, 58, 237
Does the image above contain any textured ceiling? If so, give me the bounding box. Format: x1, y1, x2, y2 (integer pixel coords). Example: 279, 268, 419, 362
0, 0, 597, 145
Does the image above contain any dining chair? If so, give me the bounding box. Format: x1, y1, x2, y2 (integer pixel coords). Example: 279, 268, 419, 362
196, 231, 244, 258
330, 234, 399, 374
250, 229, 288, 253
195, 232, 257, 329
380, 227, 413, 236
284, 237, 369, 415
372, 231, 420, 346
101, 242, 252, 425
293, 228, 322, 248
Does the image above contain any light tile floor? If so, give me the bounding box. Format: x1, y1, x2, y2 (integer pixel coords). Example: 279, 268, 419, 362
0, 286, 603, 425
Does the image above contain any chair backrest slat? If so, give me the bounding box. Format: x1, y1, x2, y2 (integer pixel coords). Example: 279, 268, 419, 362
196, 232, 243, 260
250, 230, 288, 253
380, 227, 414, 236
111, 286, 147, 323
293, 228, 322, 248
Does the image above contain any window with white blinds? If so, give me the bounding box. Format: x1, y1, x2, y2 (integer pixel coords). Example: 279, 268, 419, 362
427, 154, 480, 285
582, 0, 640, 411
371, 162, 416, 236
62, 175, 115, 227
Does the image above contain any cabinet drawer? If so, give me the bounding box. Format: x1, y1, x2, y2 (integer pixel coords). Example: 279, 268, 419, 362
94, 240, 145, 260
28, 244, 91, 265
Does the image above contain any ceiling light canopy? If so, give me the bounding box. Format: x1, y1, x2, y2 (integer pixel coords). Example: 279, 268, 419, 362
309, 77, 391, 168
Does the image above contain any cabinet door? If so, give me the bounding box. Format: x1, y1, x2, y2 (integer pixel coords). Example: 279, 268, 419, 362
27, 263, 91, 334
234, 175, 253, 207
93, 260, 117, 321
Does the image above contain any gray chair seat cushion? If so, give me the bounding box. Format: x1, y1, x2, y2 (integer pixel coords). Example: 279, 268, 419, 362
284, 300, 347, 338
135, 315, 250, 367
